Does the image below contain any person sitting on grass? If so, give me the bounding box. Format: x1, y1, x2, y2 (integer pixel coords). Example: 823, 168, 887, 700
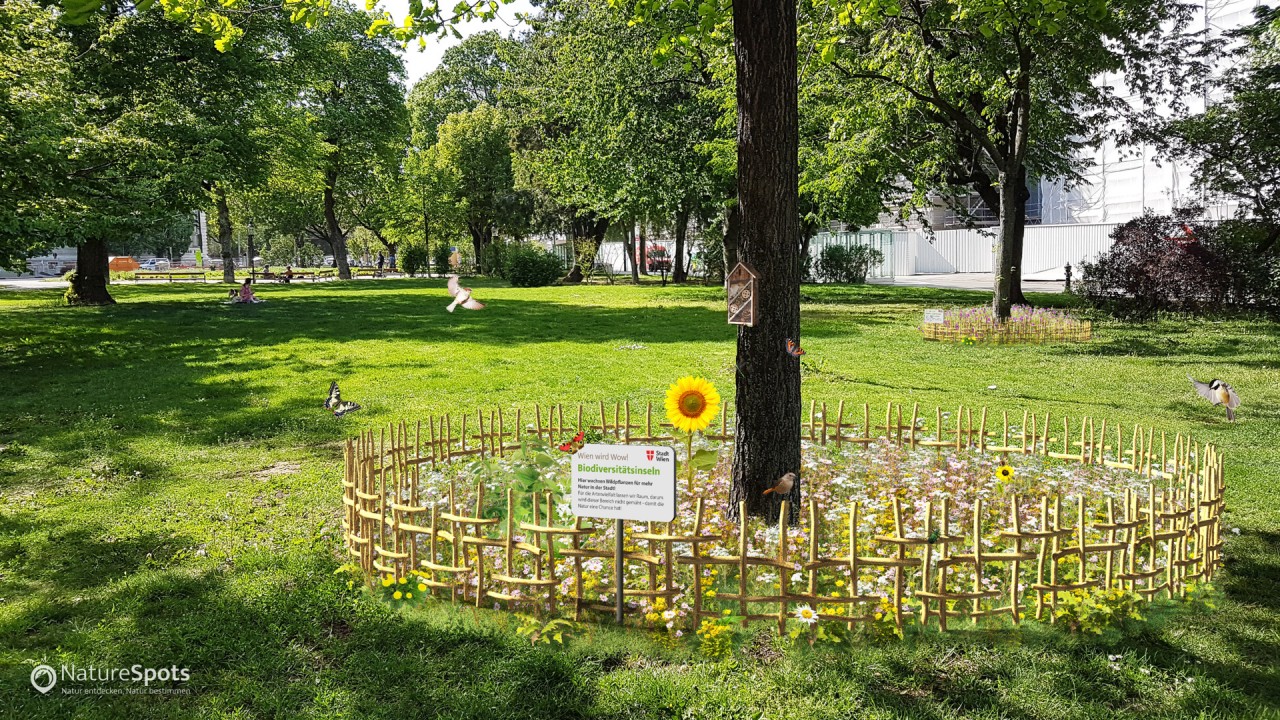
231, 278, 263, 304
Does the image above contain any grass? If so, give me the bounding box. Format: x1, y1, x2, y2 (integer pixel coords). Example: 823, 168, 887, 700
0, 278, 1277, 719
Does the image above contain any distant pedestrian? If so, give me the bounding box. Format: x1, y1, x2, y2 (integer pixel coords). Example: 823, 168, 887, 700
388, 251, 397, 271
377, 251, 385, 276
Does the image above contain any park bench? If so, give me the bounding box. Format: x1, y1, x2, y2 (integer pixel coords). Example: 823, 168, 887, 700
136, 270, 208, 283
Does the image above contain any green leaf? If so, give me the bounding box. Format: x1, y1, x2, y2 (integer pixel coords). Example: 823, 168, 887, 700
690, 449, 720, 470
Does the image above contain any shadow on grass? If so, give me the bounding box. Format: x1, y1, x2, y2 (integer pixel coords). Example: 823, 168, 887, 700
0, 512, 595, 719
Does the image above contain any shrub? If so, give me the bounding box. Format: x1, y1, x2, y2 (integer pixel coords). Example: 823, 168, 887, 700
400, 245, 429, 277
1078, 211, 1278, 319
815, 243, 884, 283
504, 244, 563, 287
432, 243, 452, 276
482, 240, 509, 279
700, 237, 725, 283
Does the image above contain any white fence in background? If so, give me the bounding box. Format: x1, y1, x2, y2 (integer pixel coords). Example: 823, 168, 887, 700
812, 223, 1121, 279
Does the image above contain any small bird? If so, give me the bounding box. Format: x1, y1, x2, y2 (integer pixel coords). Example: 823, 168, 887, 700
1188, 376, 1241, 421
762, 472, 796, 496
446, 275, 485, 312
324, 381, 362, 417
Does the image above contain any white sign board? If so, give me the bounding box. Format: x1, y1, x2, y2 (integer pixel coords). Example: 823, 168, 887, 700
571, 444, 676, 522
923, 309, 945, 324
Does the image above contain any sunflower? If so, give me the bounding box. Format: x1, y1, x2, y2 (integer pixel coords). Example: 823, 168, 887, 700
665, 376, 721, 434
996, 465, 1015, 482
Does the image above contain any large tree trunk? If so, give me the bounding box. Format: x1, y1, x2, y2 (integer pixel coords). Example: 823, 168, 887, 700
727, 0, 802, 524
624, 222, 640, 283
673, 206, 690, 283
1010, 167, 1030, 306
323, 165, 351, 280
993, 168, 1019, 322
723, 202, 740, 285
216, 186, 236, 284
468, 222, 492, 274
67, 236, 114, 306
564, 215, 610, 283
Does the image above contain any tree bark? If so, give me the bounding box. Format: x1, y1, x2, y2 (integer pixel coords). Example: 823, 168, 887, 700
638, 224, 648, 275
323, 164, 351, 280
216, 186, 236, 284
673, 206, 689, 283
67, 236, 114, 306
624, 222, 640, 283
727, 0, 802, 524
1010, 166, 1030, 306
993, 168, 1019, 321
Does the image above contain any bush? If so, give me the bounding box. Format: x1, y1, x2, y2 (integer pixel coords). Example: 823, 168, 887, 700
504, 244, 563, 287
700, 237, 725, 283
400, 245, 429, 277
815, 243, 884, 283
482, 240, 509, 279
1078, 211, 1278, 319
432, 243, 452, 276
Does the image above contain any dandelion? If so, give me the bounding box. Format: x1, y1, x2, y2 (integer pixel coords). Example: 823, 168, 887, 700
794, 605, 818, 625
418, 583, 427, 592
381, 577, 393, 587
393, 591, 403, 600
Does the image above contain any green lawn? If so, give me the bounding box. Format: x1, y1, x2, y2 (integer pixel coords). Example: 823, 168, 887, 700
1, 279, 1277, 719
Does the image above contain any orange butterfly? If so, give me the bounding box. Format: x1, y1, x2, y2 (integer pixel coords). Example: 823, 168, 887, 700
559, 430, 586, 454
786, 338, 805, 358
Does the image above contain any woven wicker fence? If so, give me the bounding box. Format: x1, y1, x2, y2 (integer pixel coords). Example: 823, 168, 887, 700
342, 400, 1224, 633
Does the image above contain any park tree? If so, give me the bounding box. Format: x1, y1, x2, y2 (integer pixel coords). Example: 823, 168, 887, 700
817, 0, 1208, 320
434, 103, 526, 273
407, 31, 517, 146
0, 0, 79, 272
1158, 6, 1280, 255
508, 0, 726, 283
291, 3, 408, 279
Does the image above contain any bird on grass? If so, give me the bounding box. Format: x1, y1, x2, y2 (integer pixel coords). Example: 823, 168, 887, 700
446, 275, 485, 312
1188, 376, 1241, 421
762, 472, 796, 496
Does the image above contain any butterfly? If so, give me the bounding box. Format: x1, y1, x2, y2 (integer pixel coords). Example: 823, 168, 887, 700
786, 338, 806, 358
558, 430, 586, 454
324, 381, 362, 417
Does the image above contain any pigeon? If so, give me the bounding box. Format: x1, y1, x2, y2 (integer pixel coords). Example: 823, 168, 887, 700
1188, 376, 1240, 421
324, 381, 361, 417
446, 275, 485, 312
762, 472, 796, 496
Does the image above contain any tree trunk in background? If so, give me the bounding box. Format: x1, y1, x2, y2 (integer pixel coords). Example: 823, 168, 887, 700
1010, 166, 1029, 306
727, 0, 802, 524
722, 203, 740, 285
638, 224, 648, 275
624, 222, 640, 283
565, 215, 609, 283
673, 207, 689, 283
993, 168, 1019, 322
323, 165, 351, 280
216, 186, 236, 284
67, 236, 114, 305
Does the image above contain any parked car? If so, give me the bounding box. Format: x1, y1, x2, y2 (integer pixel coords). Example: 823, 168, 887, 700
139, 258, 171, 271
